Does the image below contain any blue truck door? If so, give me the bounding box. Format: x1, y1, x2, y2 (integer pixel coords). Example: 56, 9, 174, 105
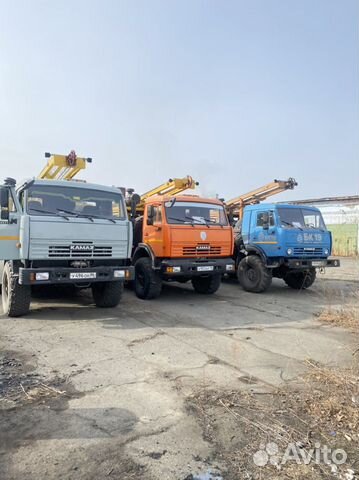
251, 210, 278, 256
0, 187, 21, 260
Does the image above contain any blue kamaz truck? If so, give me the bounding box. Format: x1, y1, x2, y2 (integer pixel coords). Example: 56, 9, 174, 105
233, 203, 340, 292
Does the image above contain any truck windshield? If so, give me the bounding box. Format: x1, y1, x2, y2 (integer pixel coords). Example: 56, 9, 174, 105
26, 185, 125, 220
165, 201, 228, 226
278, 207, 326, 230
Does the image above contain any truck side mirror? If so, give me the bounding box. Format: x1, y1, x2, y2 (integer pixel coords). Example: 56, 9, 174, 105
130, 193, 141, 219
0, 188, 9, 221
262, 213, 269, 230
228, 211, 234, 226
147, 205, 154, 226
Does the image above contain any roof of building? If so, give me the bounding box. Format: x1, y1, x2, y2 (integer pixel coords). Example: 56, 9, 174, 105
282, 195, 359, 206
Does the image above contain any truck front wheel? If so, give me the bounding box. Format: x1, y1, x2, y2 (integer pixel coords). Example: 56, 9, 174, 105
191, 274, 221, 294
1, 262, 31, 317
92, 281, 123, 307
238, 255, 272, 293
134, 257, 162, 299
284, 268, 316, 290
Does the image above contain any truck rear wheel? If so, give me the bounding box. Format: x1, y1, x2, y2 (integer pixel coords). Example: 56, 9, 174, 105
238, 255, 272, 293
134, 257, 162, 299
92, 281, 123, 307
284, 268, 316, 290
191, 274, 221, 294
1, 262, 31, 317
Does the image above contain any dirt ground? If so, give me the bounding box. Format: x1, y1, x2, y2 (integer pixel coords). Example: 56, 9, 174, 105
0, 258, 358, 480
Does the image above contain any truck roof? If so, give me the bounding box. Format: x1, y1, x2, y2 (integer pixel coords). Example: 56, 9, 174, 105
18, 178, 123, 195
246, 203, 320, 212
146, 194, 225, 206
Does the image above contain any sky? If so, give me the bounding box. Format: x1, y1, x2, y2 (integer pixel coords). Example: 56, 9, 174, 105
0, 0, 358, 202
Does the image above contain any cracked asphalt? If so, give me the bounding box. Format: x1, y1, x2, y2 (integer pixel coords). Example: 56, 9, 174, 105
0, 258, 357, 480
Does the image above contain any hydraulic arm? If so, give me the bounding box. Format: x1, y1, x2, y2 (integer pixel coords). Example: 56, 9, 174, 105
127, 176, 199, 215
38, 151, 92, 180
226, 178, 297, 219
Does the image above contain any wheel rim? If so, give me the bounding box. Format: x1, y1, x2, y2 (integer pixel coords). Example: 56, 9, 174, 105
137, 269, 145, 287
3, 272, 9, 304
246, 267, 258, 284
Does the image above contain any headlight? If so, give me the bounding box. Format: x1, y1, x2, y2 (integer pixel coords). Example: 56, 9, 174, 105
166, 266, 181, 273
114, 270, 125, 278
287, 248, 293, 255
35, 272, 49, 281
226, 264, 235, 271
324, 249, 329, 256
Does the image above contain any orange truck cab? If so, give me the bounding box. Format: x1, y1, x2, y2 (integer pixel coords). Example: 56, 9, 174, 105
131, 194, 235, 299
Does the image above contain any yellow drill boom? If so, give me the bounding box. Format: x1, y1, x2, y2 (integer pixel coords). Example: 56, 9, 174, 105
128, 176, 199, 214
38, 151, 92, 180
226, 178, 298, 219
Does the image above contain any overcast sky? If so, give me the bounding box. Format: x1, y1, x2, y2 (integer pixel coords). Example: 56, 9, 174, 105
0, 0, 358, 201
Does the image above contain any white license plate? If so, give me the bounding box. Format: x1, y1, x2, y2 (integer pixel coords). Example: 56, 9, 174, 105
312, 261, 325, 267
197, 266, 214, 272
70, 272, 97, 279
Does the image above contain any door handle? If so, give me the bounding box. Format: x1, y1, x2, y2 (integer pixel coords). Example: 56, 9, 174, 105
9, 218, 17, 225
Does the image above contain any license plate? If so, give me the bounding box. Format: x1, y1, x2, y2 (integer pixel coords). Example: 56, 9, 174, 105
197, 266, 214, 272
312, 261, 325, 267
70, 272, 97, 279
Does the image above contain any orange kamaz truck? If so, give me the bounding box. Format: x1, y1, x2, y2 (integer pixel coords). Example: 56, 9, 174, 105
129, 193, 234, 299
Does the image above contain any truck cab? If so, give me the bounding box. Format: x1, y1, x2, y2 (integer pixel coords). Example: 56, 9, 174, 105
131, 195, 235, 298
234, 203, 340, 292
0, 178, 133, 316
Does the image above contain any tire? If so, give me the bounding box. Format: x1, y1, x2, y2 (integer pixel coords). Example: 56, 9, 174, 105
191, 274, 221, 294
237, 255, 272, 293
1, 262, 31, 317
134, 257, 162, 299
284, 268, 316, 290
92, 281, 123, 308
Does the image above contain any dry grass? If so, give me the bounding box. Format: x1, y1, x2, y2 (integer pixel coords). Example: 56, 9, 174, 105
187, 361, 359, 479
303, 360, 359, 437
20, 382, 66, 401
317, 306, 359, 331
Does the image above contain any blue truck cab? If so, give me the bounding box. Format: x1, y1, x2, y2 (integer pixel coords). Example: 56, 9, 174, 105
233, 203, 340, 292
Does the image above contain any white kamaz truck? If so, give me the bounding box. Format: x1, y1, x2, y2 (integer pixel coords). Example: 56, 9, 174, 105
0, 154, 133, 317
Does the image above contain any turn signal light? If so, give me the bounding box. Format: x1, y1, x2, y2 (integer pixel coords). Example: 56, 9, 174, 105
166, 266, 181, 273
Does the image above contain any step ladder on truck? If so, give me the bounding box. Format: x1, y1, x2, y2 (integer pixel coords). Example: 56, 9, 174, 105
124, 177, 235, 299
0, 151, 133, 317
224, 178, 340, 293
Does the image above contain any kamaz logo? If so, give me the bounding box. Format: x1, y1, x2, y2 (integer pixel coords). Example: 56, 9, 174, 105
70, 244, 94, 252
197, 244, 210, 250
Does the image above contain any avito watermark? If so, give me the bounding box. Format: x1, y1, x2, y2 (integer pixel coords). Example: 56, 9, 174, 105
253, 441, 347, 467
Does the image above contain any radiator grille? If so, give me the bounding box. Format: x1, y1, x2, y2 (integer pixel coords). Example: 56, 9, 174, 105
182, 244, 222, 256
48, 244, 112, 258
293, 247, 323, 257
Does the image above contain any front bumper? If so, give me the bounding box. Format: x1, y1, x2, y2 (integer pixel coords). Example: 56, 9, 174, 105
19, 266, 134, 285
160, 258, 235, 277
286, 258, 340, 269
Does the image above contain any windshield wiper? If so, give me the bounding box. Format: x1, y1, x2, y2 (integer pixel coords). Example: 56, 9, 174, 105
281, 220, 294, 228
30, 208, 69, 220
57, 208, 116, 223
202, 217, 223, 228
306, 225, 326, 232
281, 220, 303, 231
167, 216, 194, 226
87, 214, 116, 224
